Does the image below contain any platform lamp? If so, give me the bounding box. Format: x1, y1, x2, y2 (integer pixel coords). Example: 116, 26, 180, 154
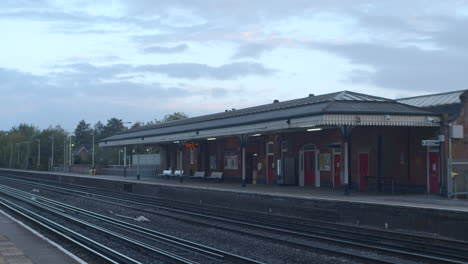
35, 139, 40, 168
49, 135, 54, 171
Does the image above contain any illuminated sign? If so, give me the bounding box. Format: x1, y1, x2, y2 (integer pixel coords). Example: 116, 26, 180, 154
184, 143, 200, 148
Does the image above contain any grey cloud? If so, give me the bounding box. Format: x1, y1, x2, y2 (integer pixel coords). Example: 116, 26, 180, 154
232, 43, 275, 59
63, 61, 276, 80
137, 62, 276, 80
141, 44, 188, 54
314, 43, 468, 92
431, 17, 468, 50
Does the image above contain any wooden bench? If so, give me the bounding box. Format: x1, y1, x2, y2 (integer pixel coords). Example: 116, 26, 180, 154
189, 171, 205, 180
173, 170, 184, 177
206, 171, 223, 181
158, 170, 172, 178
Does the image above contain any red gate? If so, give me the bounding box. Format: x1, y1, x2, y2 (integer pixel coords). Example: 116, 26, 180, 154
359, 153, 369, 189
428, 151, 439, 193
304, 151, 315, 185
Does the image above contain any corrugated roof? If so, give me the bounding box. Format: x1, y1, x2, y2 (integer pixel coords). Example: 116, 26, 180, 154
101, 91, 437, 143
127, 90, 390, 132
397, 90, 466, 107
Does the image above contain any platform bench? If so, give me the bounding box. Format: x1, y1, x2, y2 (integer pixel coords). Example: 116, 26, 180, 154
189, 171, 205, 180
158, 170, 172, 178
206, 171, 223, 181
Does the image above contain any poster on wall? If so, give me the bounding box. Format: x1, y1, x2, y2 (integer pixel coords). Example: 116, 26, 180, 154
224, 149, 238, 170
319, 153, 331, 171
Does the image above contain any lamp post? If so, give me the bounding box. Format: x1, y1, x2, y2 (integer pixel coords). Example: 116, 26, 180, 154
9, 143, 12, 168
16, 143, 20, 166
123, 146, 127, 167
63, 140, 67, 168
35, 139, 40, 168
49, 135, 54, 170
92, 129, 95, 169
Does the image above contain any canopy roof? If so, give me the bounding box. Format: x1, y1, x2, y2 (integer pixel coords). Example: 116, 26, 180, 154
397, 89, 467, 121
100, 91, 440, 147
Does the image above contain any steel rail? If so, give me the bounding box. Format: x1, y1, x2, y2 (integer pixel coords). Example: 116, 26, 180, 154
0, 185, 263, 264
5, 174, 465, 252
0, 197, 142, 264
0, 179, 414, 264
0, 187, 201, 264
0, 184, 262, 264
1, 175, 467, 263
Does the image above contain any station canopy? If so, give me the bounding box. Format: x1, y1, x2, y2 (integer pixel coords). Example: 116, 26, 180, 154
100, 91, 441, 147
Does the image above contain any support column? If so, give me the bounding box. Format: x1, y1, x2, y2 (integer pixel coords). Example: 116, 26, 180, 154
339, 125, 353, 196
136, 144, 140, 180
178, 141, 184, 183
239, 134, 249, 187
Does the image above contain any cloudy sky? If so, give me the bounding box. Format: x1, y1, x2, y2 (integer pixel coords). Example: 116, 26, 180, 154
1, 0, 467, 131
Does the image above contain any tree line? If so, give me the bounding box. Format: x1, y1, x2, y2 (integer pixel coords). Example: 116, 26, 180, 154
0, 112, 188, 170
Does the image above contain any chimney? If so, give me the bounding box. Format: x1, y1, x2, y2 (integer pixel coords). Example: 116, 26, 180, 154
273, 99, 279, 103
309, 94, 315, 97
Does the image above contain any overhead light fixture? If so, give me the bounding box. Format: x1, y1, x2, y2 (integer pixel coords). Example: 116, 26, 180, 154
173, 141, 180, 144
253, 153, 258, 156
307, 128, 322, 132
252, 133, 261, 137
207, 137, 216, 141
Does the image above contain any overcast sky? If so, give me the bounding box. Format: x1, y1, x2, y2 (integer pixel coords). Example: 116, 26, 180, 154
1, 0, 467, 131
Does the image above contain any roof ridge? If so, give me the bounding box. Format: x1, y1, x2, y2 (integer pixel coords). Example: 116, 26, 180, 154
397, 89, 467, 101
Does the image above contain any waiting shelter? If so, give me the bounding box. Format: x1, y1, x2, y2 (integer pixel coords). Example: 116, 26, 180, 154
100, 91, 444, 194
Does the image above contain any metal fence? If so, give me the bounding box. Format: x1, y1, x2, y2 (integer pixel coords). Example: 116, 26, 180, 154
101, 165, 161, 178
448, 160, 468, 198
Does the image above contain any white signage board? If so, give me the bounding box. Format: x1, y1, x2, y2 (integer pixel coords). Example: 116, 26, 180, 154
421, 140, 440, 146
450, 125, 464, 139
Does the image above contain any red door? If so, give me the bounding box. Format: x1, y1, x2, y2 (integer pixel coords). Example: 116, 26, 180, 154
359, 153, 369, 189
267, 156, 274, 184
334, 154, 341, 188
304, 151, 315, 185
429, 152, 439, 193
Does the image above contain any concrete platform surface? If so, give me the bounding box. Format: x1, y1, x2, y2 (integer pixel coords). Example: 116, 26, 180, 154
0, 210, 82, 264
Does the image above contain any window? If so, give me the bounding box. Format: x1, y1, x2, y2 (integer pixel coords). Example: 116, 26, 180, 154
210, 155, 217, 169
267, 142, 274, 155
224, 149, 238, 169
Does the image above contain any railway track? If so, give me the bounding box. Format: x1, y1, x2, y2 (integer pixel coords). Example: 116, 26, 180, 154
1, 175, 467, 263
0, 183, 263, 264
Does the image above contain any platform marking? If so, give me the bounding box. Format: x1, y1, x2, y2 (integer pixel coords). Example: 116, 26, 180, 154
0, 210, 87, 264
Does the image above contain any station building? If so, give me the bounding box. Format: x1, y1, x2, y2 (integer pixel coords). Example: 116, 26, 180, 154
101, 90, 450, 194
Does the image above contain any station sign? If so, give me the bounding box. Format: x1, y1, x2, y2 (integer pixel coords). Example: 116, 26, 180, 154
421, 140, 440, 147
184, 143, 200, 148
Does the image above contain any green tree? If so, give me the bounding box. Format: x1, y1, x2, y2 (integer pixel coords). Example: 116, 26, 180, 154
102, 118, 126, 139
74, 120, 93, 147
162, 112, 188, 122
93, 121, 105, 141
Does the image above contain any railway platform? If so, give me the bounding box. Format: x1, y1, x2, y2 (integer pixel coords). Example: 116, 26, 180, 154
1, 168, 468, 241
44, 170, 468, 212
0, 210, 82, 264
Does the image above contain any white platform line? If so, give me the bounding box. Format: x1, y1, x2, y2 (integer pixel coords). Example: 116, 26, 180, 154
0, 209, 87, 264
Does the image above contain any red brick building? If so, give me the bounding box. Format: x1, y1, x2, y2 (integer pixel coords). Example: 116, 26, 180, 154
101, 91, 443, 194
398, 90, 468, 196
